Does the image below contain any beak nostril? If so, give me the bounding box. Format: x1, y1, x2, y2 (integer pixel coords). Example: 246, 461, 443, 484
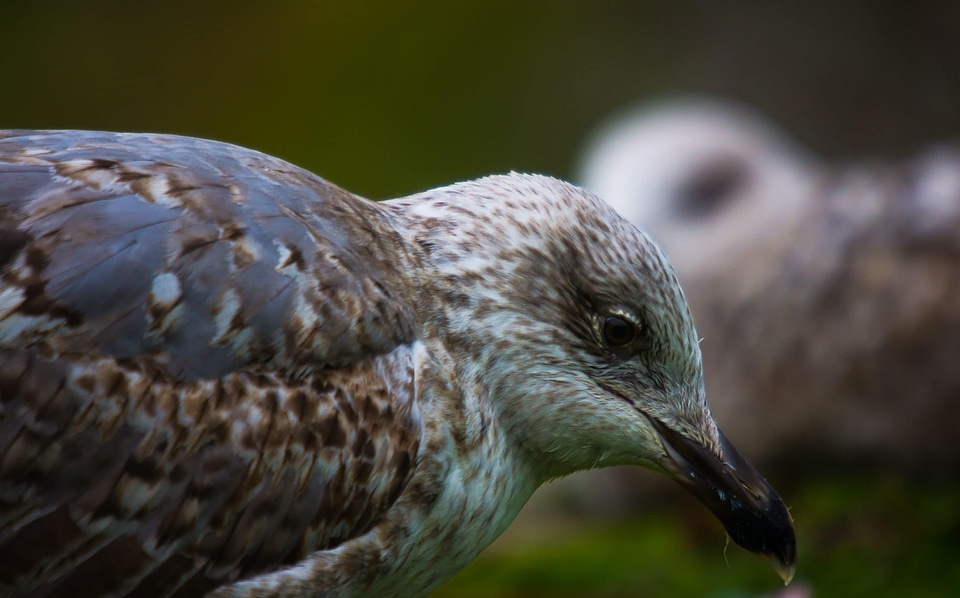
733, 474, 763, 501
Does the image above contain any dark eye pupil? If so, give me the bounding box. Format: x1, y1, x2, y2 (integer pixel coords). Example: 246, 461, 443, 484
603, 316, 635, 346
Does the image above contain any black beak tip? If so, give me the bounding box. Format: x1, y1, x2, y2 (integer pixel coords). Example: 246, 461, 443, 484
721, 491, 797, 583
652, 420, 797, 583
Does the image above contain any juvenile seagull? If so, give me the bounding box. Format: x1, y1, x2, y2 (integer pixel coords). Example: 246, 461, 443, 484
0, 130, 795, 598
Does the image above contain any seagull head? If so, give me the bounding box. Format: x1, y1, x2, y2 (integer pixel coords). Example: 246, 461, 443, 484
392, 173, 796, 583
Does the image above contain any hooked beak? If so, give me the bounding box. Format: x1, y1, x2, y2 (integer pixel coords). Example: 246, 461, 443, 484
652, 419, 797, 585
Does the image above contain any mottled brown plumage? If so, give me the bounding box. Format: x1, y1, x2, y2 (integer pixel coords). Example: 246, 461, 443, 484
1, 130, 795, 597
0, 131, 421, 597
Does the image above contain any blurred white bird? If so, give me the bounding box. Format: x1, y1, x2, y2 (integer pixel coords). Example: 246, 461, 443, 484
579, 98, 960, 468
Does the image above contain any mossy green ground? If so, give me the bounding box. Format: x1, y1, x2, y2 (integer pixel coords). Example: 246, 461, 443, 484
435, 471, 960, 597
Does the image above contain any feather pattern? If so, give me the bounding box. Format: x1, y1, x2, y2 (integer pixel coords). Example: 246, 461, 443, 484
0, 129, 794, 597
0, 131, 421, 597
0, 130, 416, 379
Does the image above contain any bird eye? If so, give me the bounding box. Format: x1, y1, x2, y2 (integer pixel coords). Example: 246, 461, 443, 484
602, 315, 636, 347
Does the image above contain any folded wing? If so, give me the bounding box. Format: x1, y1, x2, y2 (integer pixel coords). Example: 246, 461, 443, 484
0, 131, 421, 597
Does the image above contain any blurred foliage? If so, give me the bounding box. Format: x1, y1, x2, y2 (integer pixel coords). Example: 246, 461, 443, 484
2, 1, 958, 200
0, 1, 672, 197
436, 471, 960, 597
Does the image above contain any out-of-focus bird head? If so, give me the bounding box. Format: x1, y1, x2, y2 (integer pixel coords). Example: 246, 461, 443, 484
579, 98, 821, 280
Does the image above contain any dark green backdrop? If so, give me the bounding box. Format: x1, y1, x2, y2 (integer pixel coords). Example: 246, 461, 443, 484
3, 1, 958, 199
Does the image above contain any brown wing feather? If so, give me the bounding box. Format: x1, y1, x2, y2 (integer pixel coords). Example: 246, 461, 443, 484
0, 129, 416, 379
0, 131, 422, 597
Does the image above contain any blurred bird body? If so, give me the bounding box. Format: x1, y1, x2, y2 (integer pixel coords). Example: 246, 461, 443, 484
0, 131, 794, 597
580, 98, 960, 466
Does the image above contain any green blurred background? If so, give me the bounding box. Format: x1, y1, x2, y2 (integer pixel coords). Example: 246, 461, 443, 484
3, 1, 959, 198
3, 1, 959, 596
